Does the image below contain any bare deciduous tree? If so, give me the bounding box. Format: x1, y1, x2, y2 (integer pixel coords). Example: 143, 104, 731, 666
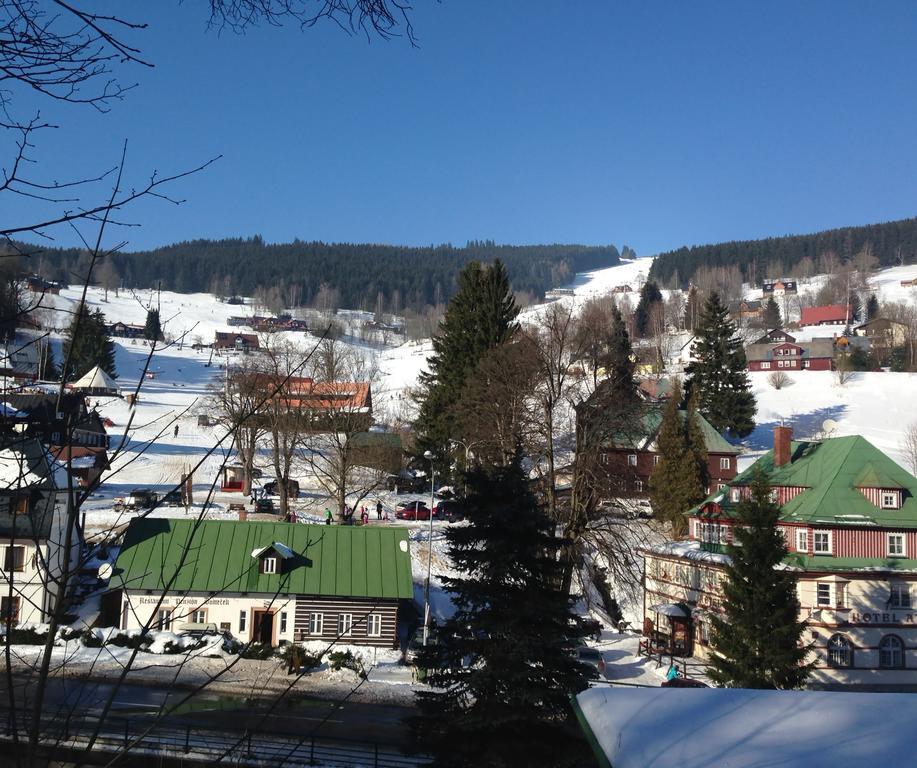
903, 422, 917, 476
767, 370, 791, 390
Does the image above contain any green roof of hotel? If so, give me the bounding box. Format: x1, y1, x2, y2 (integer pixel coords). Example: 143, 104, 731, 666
696, 435, 917, 528
112, 519, 414, 598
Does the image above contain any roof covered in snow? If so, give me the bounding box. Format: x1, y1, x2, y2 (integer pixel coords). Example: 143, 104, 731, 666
574, 687, 917, 768
71, 365, 118, 391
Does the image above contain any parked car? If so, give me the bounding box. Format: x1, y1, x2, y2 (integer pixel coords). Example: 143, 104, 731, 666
162, 489, 183, 507
386, 471, 427, 494
263, 479, 299, 498
575, 646, 606, 678
124, 489, 159, 510
433, 499, 466, 522
395, 501, 431, 521
254, 498, 275, 514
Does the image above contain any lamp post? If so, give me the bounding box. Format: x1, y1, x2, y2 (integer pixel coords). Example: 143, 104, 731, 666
422, 449, 435, 646
449, 438, 479, 497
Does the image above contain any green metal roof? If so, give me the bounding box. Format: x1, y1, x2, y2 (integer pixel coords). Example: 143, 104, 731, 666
784, 553, 917, 573
112, 519, 414, 598
696, 435, 917, 528
603, 405, 740, 455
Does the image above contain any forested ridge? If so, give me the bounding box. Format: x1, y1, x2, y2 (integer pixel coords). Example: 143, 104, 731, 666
649, 216, 917, 286
25, 238, 622, 312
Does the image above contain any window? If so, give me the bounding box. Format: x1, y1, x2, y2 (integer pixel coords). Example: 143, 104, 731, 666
731, 488, 741, 503
803, 360, 810, 368
309, 612, 324, 635
768, 489, 779, 503
627, 454, 637, 467
761, 362, 771, 370
261, 556, 278, 574
816, 583, 832, 607
827, 634, 852, 668
1, 596, 20, 626
4, 546, 25, 572
882, 492, 900, 510
888, 534, 906, 558
719, 457, 731, 470
600, 453, 608, 465
889, 583, 911, 608
717, 483, 727, 491
367, 613, 382, 637
13, 497, 28, 516
220, 622, 231, 633
191, 609, 207, 624
157, 609, 173, 631
280, 612, 287, 634
879, 635, 905, 669
634, 480, 644, 492
239, 610, 247, 633
813, 530, 832, 555
653, 455, 660, 466
338, 613, 353, 636
796, 529, 808, 553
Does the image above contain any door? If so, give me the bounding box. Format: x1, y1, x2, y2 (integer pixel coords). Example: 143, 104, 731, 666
252, 610, 275, 646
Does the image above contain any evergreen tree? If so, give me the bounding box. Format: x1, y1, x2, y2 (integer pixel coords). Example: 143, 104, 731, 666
847, 291, 861, 324
866, 293, 880, 321
143, 308, 163, 341
684, 388, 710, 493
414, 260, 519, 474
634, 280, 663, 337
684, 292, 756, 439
413, 455, 592, 767
649, 379, 705, 537
708, 468, 813, 689
61, 306, 117, 381
684, 285, 700, 331
600, 306, 638, 403
762, 297, 782, 329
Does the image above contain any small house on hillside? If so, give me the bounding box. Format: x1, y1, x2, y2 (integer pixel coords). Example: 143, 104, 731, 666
728, 300, 763, 322
577, 387, 740, 497
25, 276, 62, 296
854, 318, 908, 349
752, 328, 796, 345
0, 438, 81, 626
214, 331, 260, 354
744, 339, 834, 372
762, 278, 798, 297
106, 519, 414, 648
801, 304, 851, 326
106, 322, 146, 340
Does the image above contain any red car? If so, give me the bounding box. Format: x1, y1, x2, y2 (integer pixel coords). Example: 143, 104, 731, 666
395, 501, 431, 521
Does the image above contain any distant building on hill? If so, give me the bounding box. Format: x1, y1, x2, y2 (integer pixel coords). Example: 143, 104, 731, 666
728, 300, 763, 322
762, 278, 798, 297
752, 329, 796, 345
106, 322, 146, 339
744, 339, 834, 372
214, 331, 260, 353
800, 304, 851, 326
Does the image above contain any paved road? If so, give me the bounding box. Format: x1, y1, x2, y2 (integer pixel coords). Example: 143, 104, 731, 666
1, 675, 415, 746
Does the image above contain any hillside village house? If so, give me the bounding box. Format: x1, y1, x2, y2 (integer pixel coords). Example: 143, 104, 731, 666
106, 321, 146, 339
854, 318, 909, 363
762, 278, 798, 297
753, 329, 797, 345
728, 300, 763, 322
0, 439, 81, 626
108, 519, 413, 648
744, 339, 835, 372
578, 388, 740, 497
213, 331, 260, 354
642, 427, 917, 689
801, 304, 851, 327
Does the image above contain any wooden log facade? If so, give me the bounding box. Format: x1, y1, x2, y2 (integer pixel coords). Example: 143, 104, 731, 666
294, 596, 400, 648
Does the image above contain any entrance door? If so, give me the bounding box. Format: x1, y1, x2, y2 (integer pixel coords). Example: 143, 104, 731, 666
252, 610, 275, 645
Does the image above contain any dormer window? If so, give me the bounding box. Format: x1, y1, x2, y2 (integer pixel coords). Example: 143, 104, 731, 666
731, 488, 741, 503
251, 542, 294, 574
261, 557, 278, 574
882, 492, 900, 510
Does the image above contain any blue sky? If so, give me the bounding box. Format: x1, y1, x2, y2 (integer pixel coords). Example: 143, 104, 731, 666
5, 1, 917, 255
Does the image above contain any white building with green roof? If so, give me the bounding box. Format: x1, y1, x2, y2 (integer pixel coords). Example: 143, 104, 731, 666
108, 519, 414, 649
642, 426, 917, 689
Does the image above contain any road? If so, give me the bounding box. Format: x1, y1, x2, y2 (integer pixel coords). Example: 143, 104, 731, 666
1, 675, 414, 747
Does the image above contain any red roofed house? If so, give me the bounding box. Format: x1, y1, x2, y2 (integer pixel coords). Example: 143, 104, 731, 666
800, 304, 851, 327
214, 331, 260, 353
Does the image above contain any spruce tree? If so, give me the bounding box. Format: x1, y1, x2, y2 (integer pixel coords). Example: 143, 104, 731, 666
847, 291, 861, 324
143, 308, 163, 341
684, 292, 756, 439
414, 260, 519, 473
708, 469, 813, 689
762, 297, 782, 329
649, 379, 705, 537
866, 293, 879, 321
684, 388, 710, 493
600, 306, 638, 403
413, 455, 592, 767
634, 280, 663, 337
61, 306, 117, 381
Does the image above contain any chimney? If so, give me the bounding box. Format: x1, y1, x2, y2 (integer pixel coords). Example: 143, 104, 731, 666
774, 425, 792, 467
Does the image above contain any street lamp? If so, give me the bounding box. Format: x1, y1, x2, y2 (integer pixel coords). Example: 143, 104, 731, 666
449, 438, 479, 497
422, 449, 435, 646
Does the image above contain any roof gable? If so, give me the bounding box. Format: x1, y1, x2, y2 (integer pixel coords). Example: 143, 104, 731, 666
112, 519, 414, 599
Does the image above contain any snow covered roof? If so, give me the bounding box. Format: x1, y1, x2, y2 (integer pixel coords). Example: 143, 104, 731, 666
575, 687, 917, 768
71, 365, 118, 391
251, 541, 295, 560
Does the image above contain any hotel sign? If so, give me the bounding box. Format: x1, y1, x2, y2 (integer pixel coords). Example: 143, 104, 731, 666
849, 611, 917, 625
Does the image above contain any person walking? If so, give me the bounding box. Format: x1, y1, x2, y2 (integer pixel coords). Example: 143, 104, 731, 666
173, 424, 179, 438
376, 499, 383, 520
325, 508, 333, 525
